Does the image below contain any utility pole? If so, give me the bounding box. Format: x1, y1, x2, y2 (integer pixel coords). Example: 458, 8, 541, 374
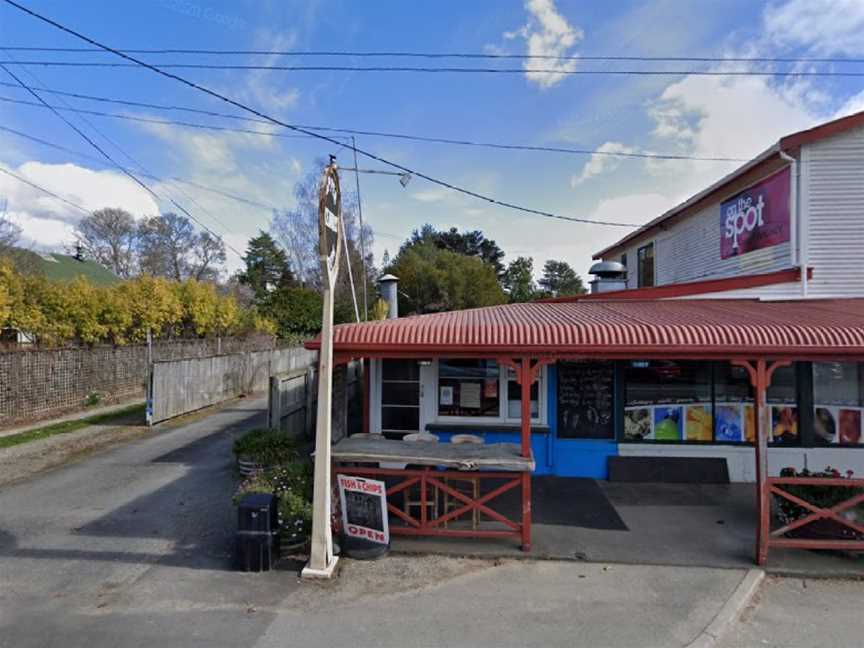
351, 136, 369, 321
302, 158, 342, 580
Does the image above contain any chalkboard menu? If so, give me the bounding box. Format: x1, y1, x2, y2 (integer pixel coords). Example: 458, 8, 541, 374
557, 361, 615, 439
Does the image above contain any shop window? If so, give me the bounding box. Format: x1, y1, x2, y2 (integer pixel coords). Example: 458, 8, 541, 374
637, 243, 654, 288
438, 359, 500, 418
623, 360, 712, 442
812, 362, 864, 445
713, 363, 799, 445
380, 359, 421, 434
714, 363, 754, 443
506, 367, 539, 419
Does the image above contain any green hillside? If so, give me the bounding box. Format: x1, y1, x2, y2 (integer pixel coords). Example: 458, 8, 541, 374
11, 249, 121, 286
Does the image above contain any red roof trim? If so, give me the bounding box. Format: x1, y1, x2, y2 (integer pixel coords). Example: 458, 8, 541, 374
780, 110, 864, 152
305, 297, 864, 360
538, 267, 810, 303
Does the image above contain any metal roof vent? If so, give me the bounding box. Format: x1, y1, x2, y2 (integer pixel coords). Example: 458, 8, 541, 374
589, 261, 627, 294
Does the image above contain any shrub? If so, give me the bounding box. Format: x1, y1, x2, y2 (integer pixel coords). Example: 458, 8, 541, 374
777, 466, 864, 524
234, 463, 313, 536
232, 428, 304, 466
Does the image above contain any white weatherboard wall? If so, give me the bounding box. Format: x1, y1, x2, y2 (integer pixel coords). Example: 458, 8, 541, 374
618, 444, 864, 482
802, 125, 864, 298
614, 170, 794, 290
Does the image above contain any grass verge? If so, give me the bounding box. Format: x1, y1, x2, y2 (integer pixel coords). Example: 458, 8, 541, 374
0, 404, 146, 450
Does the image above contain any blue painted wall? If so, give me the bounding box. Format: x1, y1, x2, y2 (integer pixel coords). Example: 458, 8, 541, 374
547, 364, 619, 479
430, 364, 619, 478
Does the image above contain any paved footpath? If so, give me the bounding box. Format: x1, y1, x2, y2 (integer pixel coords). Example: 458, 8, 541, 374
0, 395, 858, 648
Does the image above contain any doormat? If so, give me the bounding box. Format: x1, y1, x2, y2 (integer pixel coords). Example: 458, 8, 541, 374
494, 477, 628, 531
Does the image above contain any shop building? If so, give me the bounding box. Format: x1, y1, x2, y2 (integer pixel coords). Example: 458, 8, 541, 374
313, 110, 864, 489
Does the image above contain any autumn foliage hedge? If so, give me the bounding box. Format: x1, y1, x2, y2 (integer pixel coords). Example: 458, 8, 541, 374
0, 258, 275, 346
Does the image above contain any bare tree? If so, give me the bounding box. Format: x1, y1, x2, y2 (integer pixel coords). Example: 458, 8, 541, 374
138, 212, 226, 282
191, 230, 226, 282
0, 197, 21, 254
74, 208, 137, 277
270, 164, 375, 300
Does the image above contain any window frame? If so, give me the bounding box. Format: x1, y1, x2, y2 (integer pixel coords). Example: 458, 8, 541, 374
430, 358, 547, 426
637, 242, 655, 288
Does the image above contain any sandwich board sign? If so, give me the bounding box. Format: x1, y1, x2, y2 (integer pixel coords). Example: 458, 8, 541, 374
303, 158, 344, 580
338, 474, 390, 545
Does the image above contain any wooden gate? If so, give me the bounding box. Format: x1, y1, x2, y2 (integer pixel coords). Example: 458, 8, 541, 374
269, 368, 315, 438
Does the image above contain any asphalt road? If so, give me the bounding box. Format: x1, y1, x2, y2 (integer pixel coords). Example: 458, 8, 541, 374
1, 395, 860, 648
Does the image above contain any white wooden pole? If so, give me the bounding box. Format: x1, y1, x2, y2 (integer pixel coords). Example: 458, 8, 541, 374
303, 287, 338, 577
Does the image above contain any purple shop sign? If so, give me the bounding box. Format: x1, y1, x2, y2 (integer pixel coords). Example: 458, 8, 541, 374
720, 167, 791, 259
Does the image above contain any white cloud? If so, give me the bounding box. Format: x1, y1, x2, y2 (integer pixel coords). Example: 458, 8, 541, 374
504, 0, 583, 89
0, 161, 158, 250
836, 90, 864, 118
764, 0, 864, 55
571, 142, 638, 186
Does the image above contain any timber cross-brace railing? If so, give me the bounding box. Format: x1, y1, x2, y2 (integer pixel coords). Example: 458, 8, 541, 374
734, 358, 864, 564
333, 466, 526, 541
766, 476, 864, 553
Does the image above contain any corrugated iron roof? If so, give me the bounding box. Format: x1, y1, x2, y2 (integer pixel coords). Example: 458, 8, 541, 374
310, 298, 864, 359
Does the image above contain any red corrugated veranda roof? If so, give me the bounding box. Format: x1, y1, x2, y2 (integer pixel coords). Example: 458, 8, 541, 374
307, 298, 864, 360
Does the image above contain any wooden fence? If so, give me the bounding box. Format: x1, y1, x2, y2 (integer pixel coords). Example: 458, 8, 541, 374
147, 346, 317, 425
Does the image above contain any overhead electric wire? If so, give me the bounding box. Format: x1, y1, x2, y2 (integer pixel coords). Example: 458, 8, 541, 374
2, 47, 240, 246
1, 46, 863, 65
1, 0, 752, 229
0, 123, 279, 210
0, 87, 749, 163
0, 59, 245, 260
0, 123, 406, 245
2, 60, 864, 77
0, 165, 91, 214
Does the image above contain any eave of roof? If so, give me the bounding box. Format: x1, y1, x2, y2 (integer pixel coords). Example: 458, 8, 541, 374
538, 267, 808, 303
307, 297, 864, 361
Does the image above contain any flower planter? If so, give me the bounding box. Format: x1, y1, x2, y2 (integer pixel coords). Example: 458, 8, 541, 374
776, 504, 863, 541
237, 456, 270, 478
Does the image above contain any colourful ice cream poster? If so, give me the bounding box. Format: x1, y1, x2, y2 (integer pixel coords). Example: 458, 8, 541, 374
624, 407, 652, 440
653, 406, 683, 441
839, 408, 862, 445
771, 406, 798, 443
715, 404, 743, 442
743, 404, 756, 443
685, 405, 712, 441
813, 407, 837, 444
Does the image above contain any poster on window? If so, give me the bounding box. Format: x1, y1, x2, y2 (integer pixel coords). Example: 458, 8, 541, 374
715, 404, 743, 442
653, 406, 683, 441
771, 405, 798, 443
685, 405, 712, 441
338, 474, 389, 545
624, 407, 653, 440
720, 167, 790, 259
459, 382, 482, 409
815, 406, 864, 444
439, 386, 454, 406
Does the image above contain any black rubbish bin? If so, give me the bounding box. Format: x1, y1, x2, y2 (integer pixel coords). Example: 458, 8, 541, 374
236, 493, 280, 572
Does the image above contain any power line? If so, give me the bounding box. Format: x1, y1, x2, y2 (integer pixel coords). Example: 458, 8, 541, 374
1, 47, 863, 65
0, 123, 405, 245
2, 47, 239, 245
0, 123, 280, 210
0, 165, 91, 213
0, 88, 749, 163
0, 2, 737, 229
0, 59, 245, 259
2, 60, 864, 77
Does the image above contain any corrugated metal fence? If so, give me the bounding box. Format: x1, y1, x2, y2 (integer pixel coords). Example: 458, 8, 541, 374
147, 346, 318, 425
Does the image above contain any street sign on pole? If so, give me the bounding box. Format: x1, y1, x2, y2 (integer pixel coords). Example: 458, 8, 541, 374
302, 158, 343, 580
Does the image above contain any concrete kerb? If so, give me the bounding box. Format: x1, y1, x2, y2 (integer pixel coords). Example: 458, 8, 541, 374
684, 568, 765, 648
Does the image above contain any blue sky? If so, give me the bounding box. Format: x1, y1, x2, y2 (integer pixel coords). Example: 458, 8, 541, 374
1, 0, 863, 279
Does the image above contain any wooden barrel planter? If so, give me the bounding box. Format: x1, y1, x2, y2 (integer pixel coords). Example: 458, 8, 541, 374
237, 456, 269, 478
